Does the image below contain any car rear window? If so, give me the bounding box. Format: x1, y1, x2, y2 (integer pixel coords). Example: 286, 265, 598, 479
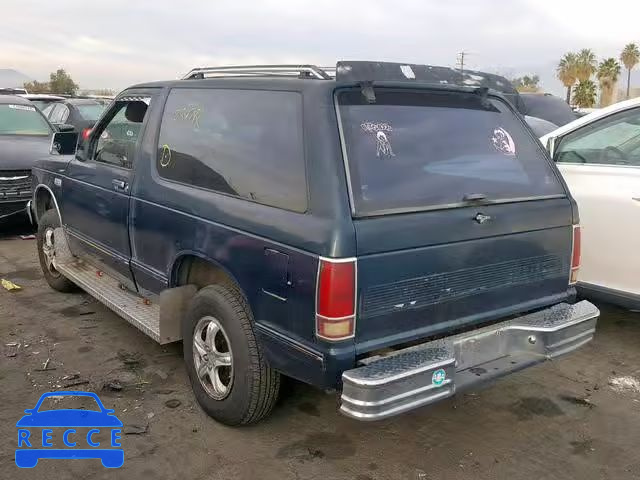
0, 104, 51, 136
337, 89, 565, 216
76, 103, 106, 121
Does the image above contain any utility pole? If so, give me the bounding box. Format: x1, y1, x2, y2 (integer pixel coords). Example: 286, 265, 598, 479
456, 51, 467, 75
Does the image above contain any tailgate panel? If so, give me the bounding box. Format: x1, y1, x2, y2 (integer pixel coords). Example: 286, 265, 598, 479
354, 200, 574, 352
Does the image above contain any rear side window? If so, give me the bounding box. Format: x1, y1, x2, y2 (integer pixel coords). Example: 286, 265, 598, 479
337, 89, 565, 216
157, 88, 306, 212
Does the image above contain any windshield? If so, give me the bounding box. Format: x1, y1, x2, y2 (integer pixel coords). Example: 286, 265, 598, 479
337, 89, 565, 215
0, 104, 51, 136
76, 103, 106, 121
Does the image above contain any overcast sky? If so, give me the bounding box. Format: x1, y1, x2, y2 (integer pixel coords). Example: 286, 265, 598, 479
1, 0, 639, 94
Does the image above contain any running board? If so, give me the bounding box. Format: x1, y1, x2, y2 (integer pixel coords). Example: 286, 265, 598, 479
52, 228, 191, 344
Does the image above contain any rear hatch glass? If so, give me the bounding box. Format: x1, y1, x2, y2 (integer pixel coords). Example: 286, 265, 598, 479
336, 89, 565, 216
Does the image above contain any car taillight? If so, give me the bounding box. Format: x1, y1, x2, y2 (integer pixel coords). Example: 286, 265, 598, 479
570, 225, 581, 285
82, 128, 91, 140
316, 258, 356, 341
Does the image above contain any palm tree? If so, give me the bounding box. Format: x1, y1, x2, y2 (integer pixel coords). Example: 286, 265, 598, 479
557, 52, 578, 104
620, 43, 640, 99
597, 58, 621, 107
573, 80, 597, 108
575, 49, 598, 82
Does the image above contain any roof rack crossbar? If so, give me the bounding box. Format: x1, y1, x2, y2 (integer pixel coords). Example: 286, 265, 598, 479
182, 64, 331, 80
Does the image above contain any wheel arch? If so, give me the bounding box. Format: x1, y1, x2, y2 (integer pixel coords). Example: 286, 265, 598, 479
170, 252, 244, 294
33, 184, 62, 224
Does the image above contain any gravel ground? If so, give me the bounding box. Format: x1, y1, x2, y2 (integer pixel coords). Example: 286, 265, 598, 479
1, 221, 640, 480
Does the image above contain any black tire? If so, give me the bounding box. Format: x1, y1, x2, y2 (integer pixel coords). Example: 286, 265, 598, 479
36, 209, 75, 293
183, 284, 280, 425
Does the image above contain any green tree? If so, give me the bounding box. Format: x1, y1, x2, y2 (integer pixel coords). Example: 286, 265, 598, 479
557, 52, 578, 104
575, 49, 597, 82
49, 69, 79, 95
23, 80, 51, 94
620, 43, 640, 99
573, 80, 597, 108
597, 58, 621, 107
511, 74, 540, 92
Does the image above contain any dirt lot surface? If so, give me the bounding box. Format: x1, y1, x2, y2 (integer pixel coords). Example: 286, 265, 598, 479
2, 222, 640, 480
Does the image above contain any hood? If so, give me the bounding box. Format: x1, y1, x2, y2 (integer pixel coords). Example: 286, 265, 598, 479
0, 135, 51, 170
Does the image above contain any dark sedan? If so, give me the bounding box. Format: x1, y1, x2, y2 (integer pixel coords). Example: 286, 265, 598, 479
0, 95, 54, 222
42, 98, 106, 136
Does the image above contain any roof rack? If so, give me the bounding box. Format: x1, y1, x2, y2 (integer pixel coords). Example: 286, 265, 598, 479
182, 64, 331, 80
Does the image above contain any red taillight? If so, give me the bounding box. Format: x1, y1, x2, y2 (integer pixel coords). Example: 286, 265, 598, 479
570, 225, 581, 285
316, 258, 356, 341
82, 128, 91, 140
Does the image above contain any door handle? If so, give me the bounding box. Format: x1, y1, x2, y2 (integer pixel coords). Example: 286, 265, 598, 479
633, 197, 640, 202
112, 179, 128, 192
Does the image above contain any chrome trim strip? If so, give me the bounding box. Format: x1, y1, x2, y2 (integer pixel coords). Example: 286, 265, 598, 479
333, 92, 357, 215
261, 289, 287, 302
318, 255, 357, 263
340, 389, 453, 420
342, 378, 452, 407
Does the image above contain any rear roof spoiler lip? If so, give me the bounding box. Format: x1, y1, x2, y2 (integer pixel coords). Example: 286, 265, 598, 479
333, 80, 512, 102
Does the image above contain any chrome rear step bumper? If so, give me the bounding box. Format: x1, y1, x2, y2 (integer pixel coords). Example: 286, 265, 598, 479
340, 301, 599, 421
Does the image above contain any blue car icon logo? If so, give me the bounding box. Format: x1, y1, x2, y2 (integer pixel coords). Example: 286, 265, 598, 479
16, 391, 123, 468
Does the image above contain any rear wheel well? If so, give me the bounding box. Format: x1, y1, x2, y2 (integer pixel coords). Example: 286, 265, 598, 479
174, 256, 240, 292
35, 187, 56, 222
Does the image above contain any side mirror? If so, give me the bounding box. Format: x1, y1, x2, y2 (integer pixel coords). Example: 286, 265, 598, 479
50, 131, 79, 155
56, 123, 76, 133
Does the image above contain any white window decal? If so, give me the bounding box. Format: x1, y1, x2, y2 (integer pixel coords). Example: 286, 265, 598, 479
361, 122, 395, 157
491, 127, 516, 156
8, 104, 36, 112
